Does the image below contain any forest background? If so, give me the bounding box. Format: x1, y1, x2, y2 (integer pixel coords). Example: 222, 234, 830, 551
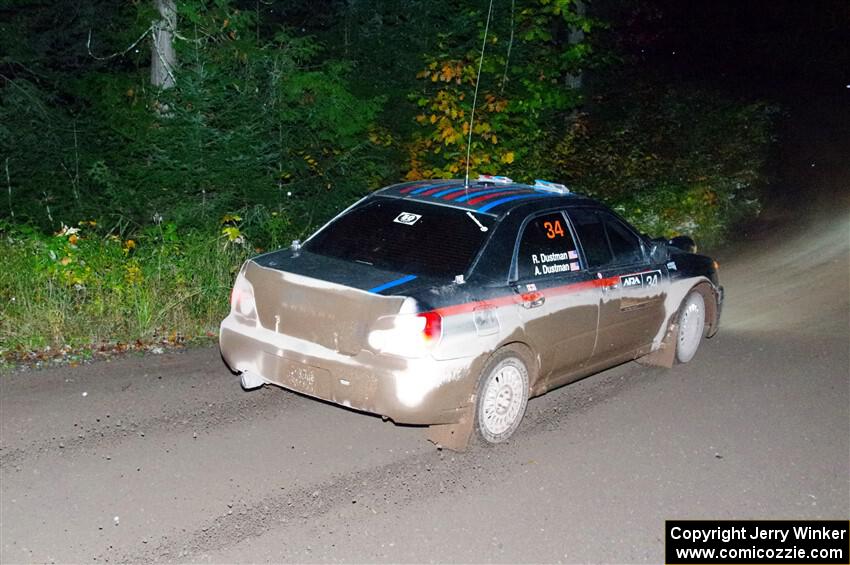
0, 0, 783, 361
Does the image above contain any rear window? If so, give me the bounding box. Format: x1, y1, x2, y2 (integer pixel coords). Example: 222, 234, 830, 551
304, 197, 495, 279
569, 208, 612, 268
568, 207, 646, 269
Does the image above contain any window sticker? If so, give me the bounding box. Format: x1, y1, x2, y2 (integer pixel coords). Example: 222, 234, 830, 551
530, 250, 581, 276
517, 212, 580, 279
543, 219, 566, 239
536, 262, 569, 275
620, 269, 662, 289
393, 212, 422, 226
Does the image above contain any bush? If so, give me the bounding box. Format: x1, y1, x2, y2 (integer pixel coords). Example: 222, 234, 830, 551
553, 83, 778, 246
0, 219, 252, 355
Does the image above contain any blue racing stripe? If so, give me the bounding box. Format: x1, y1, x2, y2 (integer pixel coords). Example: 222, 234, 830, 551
430, 184, 471, 198
409, 181, 457, 195
368, 274, 418, 294
454, 187, 519, 202
477, 193, 553, 212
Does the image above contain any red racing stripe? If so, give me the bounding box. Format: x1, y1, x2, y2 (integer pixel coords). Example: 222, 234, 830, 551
441, 186, 503, 200
431, 275, 620, 318
419, 184, 463, 196
466, 189, 533, 206
399, 181, 432, 194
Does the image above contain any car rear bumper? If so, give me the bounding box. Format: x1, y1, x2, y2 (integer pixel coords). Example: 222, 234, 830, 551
219, 315, 475, 425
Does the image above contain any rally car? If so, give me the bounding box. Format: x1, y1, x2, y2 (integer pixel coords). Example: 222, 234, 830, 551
220, 177, 723, 449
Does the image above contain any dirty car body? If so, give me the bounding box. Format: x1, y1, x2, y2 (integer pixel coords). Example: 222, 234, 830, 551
220, 178, 724, 447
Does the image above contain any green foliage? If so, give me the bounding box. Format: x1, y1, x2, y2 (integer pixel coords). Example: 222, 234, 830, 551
406, 0, 593, 180
553, 83, 777, 245
0, 220, 250, 353
1, 0, 390, 240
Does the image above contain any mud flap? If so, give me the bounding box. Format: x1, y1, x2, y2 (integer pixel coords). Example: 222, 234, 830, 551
635, 322, 678, 368
426, 413, 474, 452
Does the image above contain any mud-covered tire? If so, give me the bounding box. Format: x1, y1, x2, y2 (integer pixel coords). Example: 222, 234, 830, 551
675, 291, 706, 363
473, 347, 531, 445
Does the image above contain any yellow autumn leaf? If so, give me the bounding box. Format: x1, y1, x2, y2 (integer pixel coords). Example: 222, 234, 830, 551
501, 151, 515, 164
222, 226, 242, 242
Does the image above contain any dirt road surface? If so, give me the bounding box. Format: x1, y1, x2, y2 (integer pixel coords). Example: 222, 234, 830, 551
2, 101, 848, 563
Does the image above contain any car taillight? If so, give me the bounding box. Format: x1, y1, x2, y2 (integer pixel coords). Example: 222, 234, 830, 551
368, 311, 442, 358
420, 311, 442, 344
230, 273, 256, 317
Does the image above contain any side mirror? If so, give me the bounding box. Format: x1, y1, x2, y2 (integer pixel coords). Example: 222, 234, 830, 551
668, 235, 697, 254
290, 239, 302, 251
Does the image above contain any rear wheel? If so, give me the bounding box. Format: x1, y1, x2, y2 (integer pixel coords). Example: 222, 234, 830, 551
676, 291, 706, 363
474, 348, 530, 445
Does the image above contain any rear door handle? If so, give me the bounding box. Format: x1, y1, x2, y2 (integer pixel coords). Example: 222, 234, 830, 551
520, 291, 545, 308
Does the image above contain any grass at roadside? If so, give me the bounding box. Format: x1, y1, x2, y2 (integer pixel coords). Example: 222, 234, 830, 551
0, 221, 251, 363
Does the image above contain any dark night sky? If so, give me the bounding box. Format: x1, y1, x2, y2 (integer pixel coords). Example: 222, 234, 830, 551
594, 0, 849, 217
605, 0, 850, 100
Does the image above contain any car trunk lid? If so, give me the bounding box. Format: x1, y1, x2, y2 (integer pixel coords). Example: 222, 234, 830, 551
243, 260, 408, 356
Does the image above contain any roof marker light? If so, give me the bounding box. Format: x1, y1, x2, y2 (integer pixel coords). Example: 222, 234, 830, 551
478, 174, 513, 185
533, 179, 570, 194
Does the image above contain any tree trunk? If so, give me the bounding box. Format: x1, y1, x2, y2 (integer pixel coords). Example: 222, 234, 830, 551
566, 0, 585, 90
151, 0, 177, 89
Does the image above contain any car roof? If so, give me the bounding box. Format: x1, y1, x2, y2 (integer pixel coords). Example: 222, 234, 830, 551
374, 179, 598, 218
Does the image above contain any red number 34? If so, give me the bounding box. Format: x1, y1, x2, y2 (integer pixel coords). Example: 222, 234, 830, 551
543, 220, 565, 239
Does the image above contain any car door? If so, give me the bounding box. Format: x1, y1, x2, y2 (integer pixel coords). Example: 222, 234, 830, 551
510, 211, 600, 382
567, 207, 668, 364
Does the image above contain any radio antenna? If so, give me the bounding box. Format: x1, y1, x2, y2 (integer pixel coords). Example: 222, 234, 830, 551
464, 0, 495, 192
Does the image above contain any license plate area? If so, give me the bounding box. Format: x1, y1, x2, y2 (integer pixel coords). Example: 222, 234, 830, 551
262, 352, 331, 398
